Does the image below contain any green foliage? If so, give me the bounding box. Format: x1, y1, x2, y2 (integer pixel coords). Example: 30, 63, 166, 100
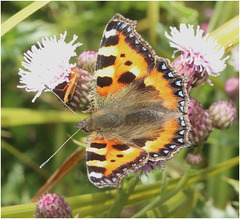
1, 1, 239, 218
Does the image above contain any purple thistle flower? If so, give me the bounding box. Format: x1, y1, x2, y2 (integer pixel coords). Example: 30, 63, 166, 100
77, 50, 98, 73
60, 51, 98, 111
165, 24, 228, 91
209, 100, 238, 130
188, 98, 212, 145
138, 160, 166, 177
34, 193, 72, 218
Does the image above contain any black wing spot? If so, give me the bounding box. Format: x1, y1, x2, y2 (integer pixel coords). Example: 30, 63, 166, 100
118, 71, 136, 84
97, 76, 112, 88
113, 144, 129, 151
124, 61, 133, 66
91, 142, 107, 149
87, 152, 106, 161
96, 55, 116, 70
88, 166, 106, 174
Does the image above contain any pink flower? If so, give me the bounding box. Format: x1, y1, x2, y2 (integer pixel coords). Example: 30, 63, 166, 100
35, 193, 72, 218
224, 77, 239, 102
165, 24, 229, 90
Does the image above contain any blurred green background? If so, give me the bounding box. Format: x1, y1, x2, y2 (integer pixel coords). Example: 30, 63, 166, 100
1, 1, 239, 218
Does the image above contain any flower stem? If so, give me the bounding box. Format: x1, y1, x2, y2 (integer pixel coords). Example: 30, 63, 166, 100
131, 168, 191, 218
106, 174, 139, 217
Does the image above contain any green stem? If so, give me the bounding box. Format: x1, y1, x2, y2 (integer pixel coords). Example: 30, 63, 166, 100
107, 175, 139, 217
147, 1, 159, 45
2, 156, 238, 218
132, 168, 191, 218
1, 1, 50, 36
160, 171, 168, 196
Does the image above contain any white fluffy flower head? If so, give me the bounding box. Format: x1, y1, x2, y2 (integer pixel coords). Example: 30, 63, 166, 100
18, 31, 82, 102
165, 24, 229, 88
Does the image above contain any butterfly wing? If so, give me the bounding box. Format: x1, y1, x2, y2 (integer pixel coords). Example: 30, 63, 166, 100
93, 13, 156, 108
86, 133, 148, 188
134, 57, 191, 161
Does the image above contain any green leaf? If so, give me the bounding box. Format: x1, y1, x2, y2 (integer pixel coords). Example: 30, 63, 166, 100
222, 177, 239, 194
1, 1, 50, 36
210, 15, 239, 52
2, 108, 89, 127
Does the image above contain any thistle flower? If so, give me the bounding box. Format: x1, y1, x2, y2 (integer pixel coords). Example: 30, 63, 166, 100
65, 67, 94, 111
224, 77, 239, 102
18, 31, 82, 102
209, 100, 238, 130
188, 98, 212, 145
165, 24, 228, 90
77, 50, 98, 73
186, 152, 203, 166
34, 193, 72, 218
138, 160, 166, 177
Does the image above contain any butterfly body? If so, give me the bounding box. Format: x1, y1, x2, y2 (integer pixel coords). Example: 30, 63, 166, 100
77, 13, 191, 188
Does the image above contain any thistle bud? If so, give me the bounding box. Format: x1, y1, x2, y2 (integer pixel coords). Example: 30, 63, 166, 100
188, 98, 212, 145
186, 152, 203, 166
209, 100, 238, 130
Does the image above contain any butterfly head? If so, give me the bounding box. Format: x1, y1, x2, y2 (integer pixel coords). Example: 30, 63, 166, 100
75, 118, 91, 133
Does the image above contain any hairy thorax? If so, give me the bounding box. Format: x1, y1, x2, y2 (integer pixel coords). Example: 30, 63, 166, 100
76, 108, 163, 134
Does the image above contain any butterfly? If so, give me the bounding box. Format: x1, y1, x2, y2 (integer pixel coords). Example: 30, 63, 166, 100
75, 13, 191, 188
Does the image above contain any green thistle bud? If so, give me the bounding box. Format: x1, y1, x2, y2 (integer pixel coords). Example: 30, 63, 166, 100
34, 193, 72, 218
209, 100, 238, 130
188, 98, 212, 145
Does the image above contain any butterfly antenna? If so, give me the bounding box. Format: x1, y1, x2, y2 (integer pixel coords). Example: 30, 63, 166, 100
44, 84, 82, 121
40, 128, 81, 168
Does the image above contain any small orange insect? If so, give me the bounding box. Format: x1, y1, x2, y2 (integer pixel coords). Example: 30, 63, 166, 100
63, 68, 78, 103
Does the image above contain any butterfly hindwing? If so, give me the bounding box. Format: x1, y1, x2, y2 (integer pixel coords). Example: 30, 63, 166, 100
138, 58, 191, 160
86, 135, 148, 188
